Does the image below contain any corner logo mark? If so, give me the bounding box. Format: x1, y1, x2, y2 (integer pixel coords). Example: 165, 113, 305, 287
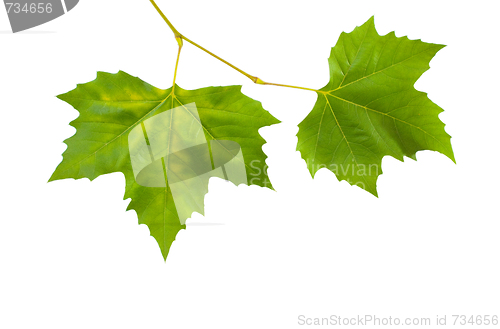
128, 103, 247, 225
3, 0, 79, 33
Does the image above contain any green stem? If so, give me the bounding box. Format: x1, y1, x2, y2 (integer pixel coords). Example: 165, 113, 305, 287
181, 35, 260, 83
149, 0, 181, 39
172, 44, 182, 92
148, 0, 321, 93
261, 82, 326, 94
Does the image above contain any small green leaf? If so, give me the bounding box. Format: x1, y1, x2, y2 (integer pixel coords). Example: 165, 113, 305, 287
297, 16, 454, 196
50, 71, 279, 260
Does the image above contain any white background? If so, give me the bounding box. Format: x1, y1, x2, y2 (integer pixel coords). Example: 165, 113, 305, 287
1, 0, 499, 328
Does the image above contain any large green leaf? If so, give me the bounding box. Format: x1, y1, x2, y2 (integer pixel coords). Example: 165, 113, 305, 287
50, 71, 279, 260
297, 17, 454, 196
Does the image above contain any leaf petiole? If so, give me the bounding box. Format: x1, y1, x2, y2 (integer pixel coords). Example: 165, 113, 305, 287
258, 81, 327, 94
172, 44, 182, 93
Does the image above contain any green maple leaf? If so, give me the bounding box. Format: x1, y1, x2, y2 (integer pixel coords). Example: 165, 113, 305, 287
49, 71, 279, 260
297, 17, 454, 196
